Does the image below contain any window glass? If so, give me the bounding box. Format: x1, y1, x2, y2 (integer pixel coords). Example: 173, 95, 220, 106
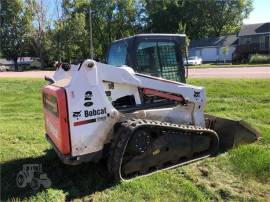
108, 42, 127, 66
136, 41, 181, 80
136, 42, 160, 74
158, 42, 180, 81
158, 42, 178, 67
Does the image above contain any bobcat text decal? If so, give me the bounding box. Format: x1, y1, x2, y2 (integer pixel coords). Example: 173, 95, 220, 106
84, 108, 106, 117
73, 108, 107, 126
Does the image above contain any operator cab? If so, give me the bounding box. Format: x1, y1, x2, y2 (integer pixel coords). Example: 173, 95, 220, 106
106, 34, 186, 83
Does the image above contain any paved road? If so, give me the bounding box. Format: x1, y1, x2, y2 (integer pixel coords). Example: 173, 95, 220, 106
0, 67, 269, 79
0, 71, 54, 78
188, 67, 270, 78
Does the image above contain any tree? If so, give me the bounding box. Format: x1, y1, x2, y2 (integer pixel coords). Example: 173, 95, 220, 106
27, 0, 47, 69
62, 12, 88, 61
0, 0, 33, 71
142, 0, 211, 39
202, 0, 253, 36
142, 0, 253, 40
143, 0, 181, 33
1, 0, 254, 68
58, 0, 140, 61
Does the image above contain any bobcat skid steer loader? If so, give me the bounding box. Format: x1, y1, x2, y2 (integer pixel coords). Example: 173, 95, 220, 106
42, 34, 259, 180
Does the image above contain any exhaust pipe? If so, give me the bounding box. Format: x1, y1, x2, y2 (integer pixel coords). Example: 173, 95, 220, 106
205, 114, 260, 152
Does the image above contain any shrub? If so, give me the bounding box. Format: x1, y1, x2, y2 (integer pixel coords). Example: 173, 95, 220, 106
249, 54, 270, 64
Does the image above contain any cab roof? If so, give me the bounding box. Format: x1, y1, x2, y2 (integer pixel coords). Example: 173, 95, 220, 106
112, 33, 186, 43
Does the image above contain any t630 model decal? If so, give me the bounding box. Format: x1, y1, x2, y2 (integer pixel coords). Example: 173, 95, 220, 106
73, 115, 107, 126
84, 91, 93, 107
73, 118, 97, 126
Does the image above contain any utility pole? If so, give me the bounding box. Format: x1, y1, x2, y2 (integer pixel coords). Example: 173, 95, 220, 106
55, 0, 61, 62
89, 0, 93, 59
39, 0, 45, 69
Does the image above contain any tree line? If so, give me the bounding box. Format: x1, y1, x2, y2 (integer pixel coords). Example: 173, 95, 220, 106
0, 0, 253, 71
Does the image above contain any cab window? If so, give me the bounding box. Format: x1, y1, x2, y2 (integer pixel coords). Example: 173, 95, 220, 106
136, 41, 180, 76
158, 42, 179, 68
136, 42, 160, 74
107, 42, 127, 66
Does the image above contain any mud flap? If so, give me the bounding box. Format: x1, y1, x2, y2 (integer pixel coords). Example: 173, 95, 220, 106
205, 114, 260, 152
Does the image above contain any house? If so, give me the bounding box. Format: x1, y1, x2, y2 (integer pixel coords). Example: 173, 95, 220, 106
0, 59, 14, 66
235, 22, 270, 61
0, 57, 38, 66
0, 57, 34, 66
17, 57, 34, 65
189, 22, 270, 63
0, 57, 41, 71
189, 35, 238, 63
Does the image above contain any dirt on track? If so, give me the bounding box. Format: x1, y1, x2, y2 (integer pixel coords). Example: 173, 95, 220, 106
0, 67, 270, 79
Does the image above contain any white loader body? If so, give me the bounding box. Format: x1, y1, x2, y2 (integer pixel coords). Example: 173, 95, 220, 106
47, 60, 206, 157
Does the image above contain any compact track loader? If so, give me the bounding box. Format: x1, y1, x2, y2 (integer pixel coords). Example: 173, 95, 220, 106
42, 34, 259, 180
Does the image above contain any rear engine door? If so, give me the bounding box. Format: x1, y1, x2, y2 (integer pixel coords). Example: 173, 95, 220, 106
42, 86, 71, 155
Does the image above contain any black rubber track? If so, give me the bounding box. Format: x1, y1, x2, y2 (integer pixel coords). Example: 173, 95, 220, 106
107, 119, 219, 181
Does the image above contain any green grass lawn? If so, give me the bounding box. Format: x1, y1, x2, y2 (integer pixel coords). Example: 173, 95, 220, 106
1, 78, 269, 201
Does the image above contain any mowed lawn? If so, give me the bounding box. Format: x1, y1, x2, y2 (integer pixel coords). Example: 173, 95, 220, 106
0, 78, 269, 201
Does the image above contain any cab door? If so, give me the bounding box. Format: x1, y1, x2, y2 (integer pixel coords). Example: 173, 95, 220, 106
135, 40, 185, 82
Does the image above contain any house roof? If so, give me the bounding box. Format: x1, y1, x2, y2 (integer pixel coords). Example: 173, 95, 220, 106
0, 59, 13, 65
239, 22, 270, 36
189, 35, 238, 48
